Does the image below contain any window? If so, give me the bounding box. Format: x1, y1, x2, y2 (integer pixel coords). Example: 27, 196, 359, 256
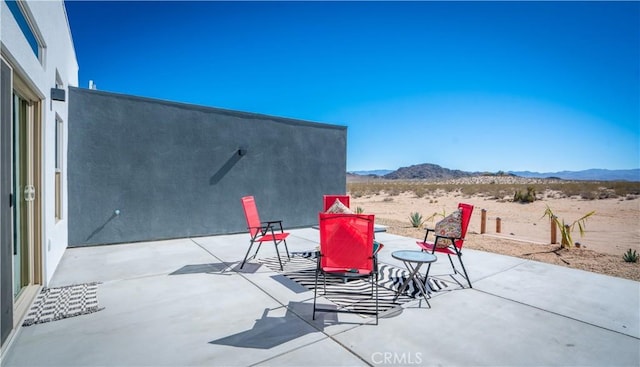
55, 115, 62, 220
4, 0, 43, 60
54, 71, 63, 220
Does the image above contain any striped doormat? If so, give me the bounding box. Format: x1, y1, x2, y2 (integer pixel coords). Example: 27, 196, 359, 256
22, 283, 104, 326
259, 255, 448, 315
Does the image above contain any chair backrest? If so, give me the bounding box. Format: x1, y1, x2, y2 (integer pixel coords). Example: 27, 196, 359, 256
323, 195, 350, 212
456, 203, 474, 249
241, 196, 262, 237
318, 213, 374, 272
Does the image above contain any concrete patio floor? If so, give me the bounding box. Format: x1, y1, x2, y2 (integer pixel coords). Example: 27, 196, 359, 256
2, 228, 639, 366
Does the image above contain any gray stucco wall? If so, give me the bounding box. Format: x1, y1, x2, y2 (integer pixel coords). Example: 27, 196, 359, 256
68, 88, 346, 246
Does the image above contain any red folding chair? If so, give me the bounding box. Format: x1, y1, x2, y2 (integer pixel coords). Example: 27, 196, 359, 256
240, 196, 290, 270
417, 203, 474, 288
323, 195, 350, 212
313, 213, 379, 324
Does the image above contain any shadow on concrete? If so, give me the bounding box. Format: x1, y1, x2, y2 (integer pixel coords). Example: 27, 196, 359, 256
270, 274, 309, 294
169, 262, 236, 276
232, 262, 262, 274
208, 302, 336, 349
170, 261, 264, 275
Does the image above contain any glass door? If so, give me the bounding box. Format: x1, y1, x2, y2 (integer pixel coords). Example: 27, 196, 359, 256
12, 92, 33, 298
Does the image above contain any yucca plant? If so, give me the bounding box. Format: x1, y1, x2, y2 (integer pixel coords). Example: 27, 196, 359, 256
354, 206, 364, 214
623, 249, 638, 263
542, 205, 595, 249
409, 212, 424, 228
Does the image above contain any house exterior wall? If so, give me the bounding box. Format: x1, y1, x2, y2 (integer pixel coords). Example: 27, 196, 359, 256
0, 0, 78, 351
68, 88, 347, 246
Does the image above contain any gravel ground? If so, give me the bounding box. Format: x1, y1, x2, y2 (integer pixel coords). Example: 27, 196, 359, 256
377, 217, 640, 282
349, 178, 640, 282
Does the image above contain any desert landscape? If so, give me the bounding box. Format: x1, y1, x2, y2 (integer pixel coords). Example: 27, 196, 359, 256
348, 176, 640, 281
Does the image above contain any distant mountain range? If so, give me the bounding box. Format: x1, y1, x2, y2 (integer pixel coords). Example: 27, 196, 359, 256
350, 164, 640, 181
508, 169, 640, 181
383, 163, 476, 180
351, 169, 394, 176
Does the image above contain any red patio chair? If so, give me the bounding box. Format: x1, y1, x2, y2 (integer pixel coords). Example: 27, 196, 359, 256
417, 203, 474, 288
313, 213, 379, 324
323, 195, 350, 212
240, 196, 290, 271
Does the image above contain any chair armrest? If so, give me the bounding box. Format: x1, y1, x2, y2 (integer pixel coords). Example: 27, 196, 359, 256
249, 222, 279, 234
426, 228, 462, 243
262, 220, 283, 226
262, 220, 285, 232
421, 228, 435, 243
247, 225, 270, 237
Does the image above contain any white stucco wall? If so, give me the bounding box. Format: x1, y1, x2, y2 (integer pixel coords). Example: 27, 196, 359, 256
1, 0, 78, 284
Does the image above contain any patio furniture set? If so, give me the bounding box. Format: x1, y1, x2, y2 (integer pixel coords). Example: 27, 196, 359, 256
240, 194, 474, 325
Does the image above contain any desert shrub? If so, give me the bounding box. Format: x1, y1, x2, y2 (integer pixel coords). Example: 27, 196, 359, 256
580, 191, 597, 200
607, 181, 640, 196
413, 186, 429, 198
623, 249, 638, 263
514, 186, 536, 203
409, 212, 424, 228
386, 189, 401, 196
597, 188, 618, 199
354, 206, 364, 214
347, 179, 640, 200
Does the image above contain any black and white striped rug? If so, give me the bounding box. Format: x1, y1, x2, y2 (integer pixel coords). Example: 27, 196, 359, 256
259, 255, 449, 315
22, 283, 104, 326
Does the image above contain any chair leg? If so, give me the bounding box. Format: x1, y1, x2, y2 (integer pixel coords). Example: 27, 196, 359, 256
445, 253, 472, 289
424, 261, 433, 289
244, 240, 263, 268
423, 246, 437, 287
283, 239, 291, 259
374, 273, 379, 325
273, 240, 284, 271
323, 273, 327, 295
272, 239, 290, 271
313, 269, 320, 320
457, 254, 472, 288
444, 254, 466, 287
240, 241, 256, 269
447, 254, 456, 272
370, 275, 374, 296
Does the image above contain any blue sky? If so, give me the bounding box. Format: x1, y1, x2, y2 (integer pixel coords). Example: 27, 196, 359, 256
65, 1, 639, 173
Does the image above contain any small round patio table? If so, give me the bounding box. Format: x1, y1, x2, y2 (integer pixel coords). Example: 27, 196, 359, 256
391, 250, 437, 307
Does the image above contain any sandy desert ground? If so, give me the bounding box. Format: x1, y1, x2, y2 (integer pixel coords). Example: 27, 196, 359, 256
350, 191, 640, 281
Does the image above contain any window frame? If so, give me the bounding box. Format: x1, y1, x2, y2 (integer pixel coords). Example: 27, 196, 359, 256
4, 0, 46, 63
